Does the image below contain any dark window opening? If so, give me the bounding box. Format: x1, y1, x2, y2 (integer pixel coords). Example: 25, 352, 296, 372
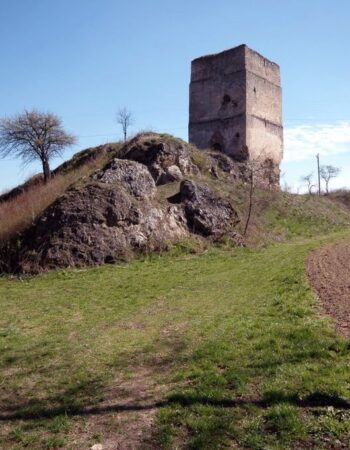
253, 87, 256, 93
212, 142, 222, 151
222, 94, 231, 105
235, 132, 240, 139
210, 131, 224, 152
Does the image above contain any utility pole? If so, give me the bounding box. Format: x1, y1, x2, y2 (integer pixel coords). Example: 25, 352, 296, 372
316, 153, 321, 196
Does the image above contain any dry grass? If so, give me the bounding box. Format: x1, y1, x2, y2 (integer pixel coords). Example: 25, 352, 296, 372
327, 189, 350, 209
0, 154, 110, 242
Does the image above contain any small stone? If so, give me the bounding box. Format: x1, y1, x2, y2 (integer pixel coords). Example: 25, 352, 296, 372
166, 165, 183, 181
91, 444, 103, 450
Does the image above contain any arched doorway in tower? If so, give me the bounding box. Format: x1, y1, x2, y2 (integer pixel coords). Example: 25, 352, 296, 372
209, 131, 224, 152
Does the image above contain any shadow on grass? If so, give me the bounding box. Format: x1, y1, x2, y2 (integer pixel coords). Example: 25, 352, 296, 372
1, 390, 349, 422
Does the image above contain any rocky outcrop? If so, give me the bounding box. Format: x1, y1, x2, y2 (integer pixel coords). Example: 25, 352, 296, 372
121, 135, 200, 185
93, 159, 157, 199
4, 134, 246, 273
207, 151, 248, 181
18, 161, 188, 272
180, 180, 239, 237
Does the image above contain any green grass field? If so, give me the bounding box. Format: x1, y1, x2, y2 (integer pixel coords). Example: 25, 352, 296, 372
1, 231, 350, 449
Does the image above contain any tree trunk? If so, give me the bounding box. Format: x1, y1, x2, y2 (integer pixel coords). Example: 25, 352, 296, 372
243, 171, 254, 236
42, 159, 51, 183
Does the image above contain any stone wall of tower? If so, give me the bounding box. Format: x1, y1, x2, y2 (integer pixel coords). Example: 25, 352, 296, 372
245, 47, 283, 165
188, 45, 283, 185
189, 45, 248, 161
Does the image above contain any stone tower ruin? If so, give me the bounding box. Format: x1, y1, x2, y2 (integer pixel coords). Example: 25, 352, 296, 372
189, 44, 283, 185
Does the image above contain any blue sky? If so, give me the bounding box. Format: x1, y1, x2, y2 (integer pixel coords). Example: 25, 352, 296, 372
0, 0, 349, 192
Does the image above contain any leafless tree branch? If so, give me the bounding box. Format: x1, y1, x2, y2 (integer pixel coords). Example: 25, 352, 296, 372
117, 107, 133, 142
300, 173, 316, 194
0, 110, 76, 182
320, 165, 340, 194
243, 152, 272, 236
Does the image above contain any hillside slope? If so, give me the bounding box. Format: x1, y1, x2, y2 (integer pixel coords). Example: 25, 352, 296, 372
0, 232, 349, 449
1, 133, 350, 448
1, 133, 244, 272
1, 132, 350, 273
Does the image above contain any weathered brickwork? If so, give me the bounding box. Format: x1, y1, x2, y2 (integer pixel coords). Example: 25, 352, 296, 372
189, 45, 283, 185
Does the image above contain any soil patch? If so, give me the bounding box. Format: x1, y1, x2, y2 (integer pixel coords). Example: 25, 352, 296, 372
307, 240, 350, 337
68, 367, 164, 450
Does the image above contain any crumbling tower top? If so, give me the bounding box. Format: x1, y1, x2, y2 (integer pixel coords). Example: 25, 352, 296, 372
189, 44, 283, 185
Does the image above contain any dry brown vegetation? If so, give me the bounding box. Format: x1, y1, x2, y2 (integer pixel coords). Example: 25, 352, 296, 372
0, 149, 115, 242
1, 133, 350, 258
328, 189, 350, 209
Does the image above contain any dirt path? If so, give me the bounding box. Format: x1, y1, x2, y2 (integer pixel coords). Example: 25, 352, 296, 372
66, 366, 165, 450
307, 240, 350, 337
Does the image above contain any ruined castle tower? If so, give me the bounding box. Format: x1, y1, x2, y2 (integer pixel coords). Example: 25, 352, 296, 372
189, 44, 283, 184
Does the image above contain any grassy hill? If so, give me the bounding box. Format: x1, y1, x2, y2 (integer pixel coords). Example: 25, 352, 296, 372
0, 135, 350, 448
0, 132, 349, 252
0, 232, 350, 449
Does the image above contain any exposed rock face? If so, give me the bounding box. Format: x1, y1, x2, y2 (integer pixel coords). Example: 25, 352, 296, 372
121, 136, 200, 185
207, 151, 248, 181
18, 164, 188, 272
93, 159, 156, 199
6, 134, 244, 273
180, 180, 239, 237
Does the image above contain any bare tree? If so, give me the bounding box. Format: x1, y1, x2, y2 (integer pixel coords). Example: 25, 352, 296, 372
300, 173, 315, 194
243, 163, 255, 236
243, 155, 270, 236
117, 107, 133, 142
0, 110, 76, 182
320, 165, 340, 194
